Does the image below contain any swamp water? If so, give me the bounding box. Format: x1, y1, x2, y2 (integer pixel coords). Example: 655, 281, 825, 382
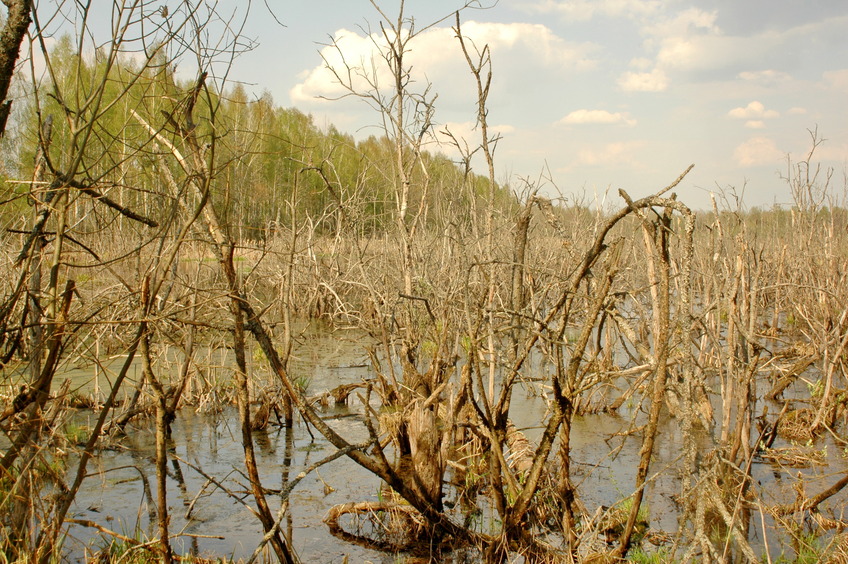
51, 329, 848, 562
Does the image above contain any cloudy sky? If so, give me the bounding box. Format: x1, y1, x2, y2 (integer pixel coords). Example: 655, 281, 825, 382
152, 1, 848, 209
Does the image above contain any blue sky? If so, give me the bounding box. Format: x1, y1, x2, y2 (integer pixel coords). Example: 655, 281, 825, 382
45, 1, 848, 210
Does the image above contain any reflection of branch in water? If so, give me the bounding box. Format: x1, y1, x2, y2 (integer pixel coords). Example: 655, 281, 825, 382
67, 518, 224, 559
246, 441, 374, 564
120, 454, 157, 536
174, 456, 259, 519
184, 477, 213, 520
282, 425, 295, 546
168, 453, 201, 556
170, 456, 189, 502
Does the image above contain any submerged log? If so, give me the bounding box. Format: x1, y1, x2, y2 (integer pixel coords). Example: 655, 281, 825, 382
324, 501, 430, 553
766, 355, 817, 400
330, 382, 364, 405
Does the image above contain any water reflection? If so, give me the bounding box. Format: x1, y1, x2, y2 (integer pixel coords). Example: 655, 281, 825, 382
58, 326, 848, 562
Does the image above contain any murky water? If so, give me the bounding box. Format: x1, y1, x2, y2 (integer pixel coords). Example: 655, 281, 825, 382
54, 328, 848, 562
69, 407, 381, 562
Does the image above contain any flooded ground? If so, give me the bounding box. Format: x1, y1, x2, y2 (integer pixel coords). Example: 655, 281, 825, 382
53, 328, 848, 562
69, 407, 379, 561
67, 406, 688, 562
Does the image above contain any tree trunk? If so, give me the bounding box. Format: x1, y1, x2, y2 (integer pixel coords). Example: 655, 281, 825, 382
0, 0, 32, 137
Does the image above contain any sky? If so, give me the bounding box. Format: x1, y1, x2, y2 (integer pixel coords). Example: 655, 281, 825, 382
36, 0, 848, 210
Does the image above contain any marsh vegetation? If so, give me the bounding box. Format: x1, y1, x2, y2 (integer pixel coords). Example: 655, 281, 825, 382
1, 1, 847, 563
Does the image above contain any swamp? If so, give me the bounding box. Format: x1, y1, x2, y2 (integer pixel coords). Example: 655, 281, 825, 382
1, 1, 848, 563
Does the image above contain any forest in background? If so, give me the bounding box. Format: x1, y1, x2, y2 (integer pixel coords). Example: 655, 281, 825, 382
0, 37, 515, 239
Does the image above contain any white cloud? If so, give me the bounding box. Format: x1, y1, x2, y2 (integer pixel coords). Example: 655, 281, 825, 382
625, 9, 837, 88
458, 21, 596, 69
642, 16, 848, 80
269, 2, 846, 213
734, 137, 783, 167
728, 101, 779, 120
654, 37, 698, 69
618, 68, 668, 92
289, 28, 379, 104
639, 9, 723, 74
559, 109, 636, 126
653, 35, 783, 75
290, 22, 596, 105
615, 8, 721, 93
656, 34, 786, 74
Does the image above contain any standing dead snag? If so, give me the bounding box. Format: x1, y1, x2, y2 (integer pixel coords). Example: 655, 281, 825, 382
0, 3, 184, 556
134, 73, 297, 564
0, 280, 74, 474
423, 166, 694, 560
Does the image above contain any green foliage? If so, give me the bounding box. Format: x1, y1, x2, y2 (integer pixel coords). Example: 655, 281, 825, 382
61, 422, 89, 446
4, 36, 515, 239
629, 546, 675, 563
808, 379, 824, 399
293, 374, 311, 394
772, 530, 823, 564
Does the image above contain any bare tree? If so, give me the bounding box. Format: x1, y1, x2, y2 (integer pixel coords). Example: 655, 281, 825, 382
0, 2, 286, 561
